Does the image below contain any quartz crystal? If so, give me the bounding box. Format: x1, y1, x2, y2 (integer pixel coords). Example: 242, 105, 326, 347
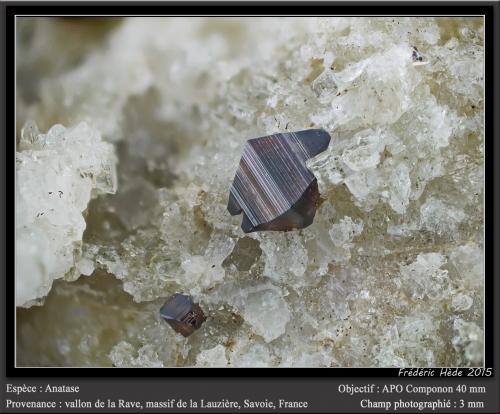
16, 17, 484, 368
228, 129, 331, 232
16, 121, 116, 307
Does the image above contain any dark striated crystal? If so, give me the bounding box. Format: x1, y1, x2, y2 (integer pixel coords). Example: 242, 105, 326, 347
160, 293, 206, 337
228, 129, 331, 233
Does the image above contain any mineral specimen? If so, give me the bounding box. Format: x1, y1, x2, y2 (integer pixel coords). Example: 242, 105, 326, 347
16, 17, 484, 368
160, 293, 206, 337
228, 129, 331, 233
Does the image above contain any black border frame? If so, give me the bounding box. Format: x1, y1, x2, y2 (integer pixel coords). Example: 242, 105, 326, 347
4, 2, 497, 379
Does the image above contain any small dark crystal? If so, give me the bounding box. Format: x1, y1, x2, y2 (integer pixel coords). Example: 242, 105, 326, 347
412, 46, 424, 62
160, 293, 206, 337
228, 129, 331, 233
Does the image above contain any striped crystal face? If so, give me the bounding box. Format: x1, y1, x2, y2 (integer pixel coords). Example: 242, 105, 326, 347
228, 129, 331, 233
160, 293, 206, 337
160, 293, 193, 322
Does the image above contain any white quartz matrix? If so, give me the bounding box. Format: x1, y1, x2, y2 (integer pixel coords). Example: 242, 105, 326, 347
16, 122, 117, 307
16, 17, 484, 368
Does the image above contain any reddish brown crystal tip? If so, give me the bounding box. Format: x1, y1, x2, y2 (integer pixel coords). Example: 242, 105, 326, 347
160, 293, 206, 337
228, 129, 331, 233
